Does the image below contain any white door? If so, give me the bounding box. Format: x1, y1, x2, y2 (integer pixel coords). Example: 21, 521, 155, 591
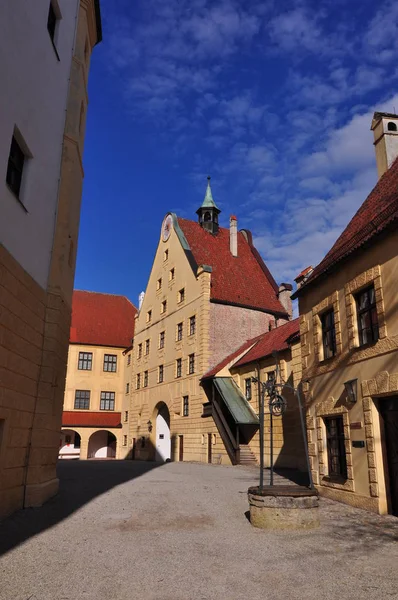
156, 410, 171, 461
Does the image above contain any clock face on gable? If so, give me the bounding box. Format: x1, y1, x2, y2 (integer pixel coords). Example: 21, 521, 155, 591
161, 214, 173, 242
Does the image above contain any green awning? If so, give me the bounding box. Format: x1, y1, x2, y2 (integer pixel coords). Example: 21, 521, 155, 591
213, 377, 259, 425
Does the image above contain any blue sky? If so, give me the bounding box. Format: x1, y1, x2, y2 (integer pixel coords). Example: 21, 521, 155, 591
75, 0, 398, 307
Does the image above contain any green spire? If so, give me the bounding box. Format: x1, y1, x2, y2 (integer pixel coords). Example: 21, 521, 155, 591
200, 176, 219, 210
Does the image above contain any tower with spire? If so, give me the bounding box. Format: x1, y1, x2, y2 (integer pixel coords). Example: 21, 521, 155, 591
196, 176, 221, 234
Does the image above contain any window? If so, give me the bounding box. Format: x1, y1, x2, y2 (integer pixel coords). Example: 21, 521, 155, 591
124, 411, 128, 423
245, 378, 252, 400
188, 353, 195, 374
157, 278, 162, 291
183, 396, 189, 417
103, 354, 117, 372
145, 339, 150, 355
136, 374, 140, 390
74, 390, 90, 410
144, 370, 148, 387
127, 354, 131, 366
169, 268, 175, 281
126, 382, 130, 394
159, 331, 165, 349
387, 121, 397, 132
123, 435, 127, 447
158, 365, 164, 383
176, 358, 182, 378
321, 309, 336, 359
147, 310, 152, 323
178, 288, 185, 303
356, 285, 379, 346
78, 352, 92, 370
267, 371, 275, 382
6, 135, 25, 198
177, 322, 183, 341
325, 416, 347, 479
164, 249, 169, 261
47, 2, 57, 42
189, 315, 196, 336
161, 300, 167, 314
138, 343, 142, 359
100, 391, 115, 411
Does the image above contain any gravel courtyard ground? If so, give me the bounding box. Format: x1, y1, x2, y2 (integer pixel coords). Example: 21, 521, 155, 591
1, 460, 397, 600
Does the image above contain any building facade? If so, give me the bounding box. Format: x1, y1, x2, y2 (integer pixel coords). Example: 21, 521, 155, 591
128, 181, 292, 465
0, 1, 101, 519
60, 291, 136, 460
294, 112, 398, 516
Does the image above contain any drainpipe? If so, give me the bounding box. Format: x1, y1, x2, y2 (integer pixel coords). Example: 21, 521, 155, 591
256, 362, 264, 490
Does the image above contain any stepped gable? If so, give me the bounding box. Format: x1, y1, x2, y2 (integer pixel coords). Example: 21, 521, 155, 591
69, 290, 137, 348
297, 157, 398, 293
178, 218, 287, 315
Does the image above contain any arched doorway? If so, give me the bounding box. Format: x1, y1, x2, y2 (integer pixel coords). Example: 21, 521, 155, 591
59, 429, 81, 459
155, 402, 171, 462
88, 430, 117, 459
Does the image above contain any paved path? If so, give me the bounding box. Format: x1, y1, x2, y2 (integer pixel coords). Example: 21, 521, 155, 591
1, 461, 398, 600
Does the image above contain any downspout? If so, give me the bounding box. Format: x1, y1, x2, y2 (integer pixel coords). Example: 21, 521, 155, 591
256, 361, 264, 490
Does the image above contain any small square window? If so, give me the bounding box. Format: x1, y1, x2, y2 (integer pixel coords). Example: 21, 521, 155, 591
103, 354, 117, 372
169, 268, 175, 281
178, 288, 185, 303
147, 310, 152, 323
157, 278, 162, 291
74, 390, 90, 410
161, 300, 167, 314
189, 315, 196, 336
245, 378, 252, 400
159, 331, 165, 349
177, 322, 183, 341
145, 339, 150, 355
267, 371, 275, 382
138, 343, 142, 359
176, 358, 182, 378
188, 353, 195, 375
144, 370, 148, 387
164, 249, 169, 261
78, 352, 92, 370
6, 135, 25, 198
100, 391, 115, 411
183, 396, 189, 417
158, 365, 164, 383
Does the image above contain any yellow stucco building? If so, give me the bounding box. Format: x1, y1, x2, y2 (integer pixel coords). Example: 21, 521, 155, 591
128, 180, 296, 466
60, 291, 136, 460
294, 112, 398, 516
0, 0, 101, 519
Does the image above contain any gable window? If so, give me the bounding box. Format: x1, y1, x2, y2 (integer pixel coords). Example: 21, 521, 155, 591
183, 396, 189, 417
144, 370, 148, 387
356, 285, 379, 346
324, 416, 347, 479
189, 315, 196, 336
136, 373, 140, 390
159, 331, 165, 349
127, 354, 131, 366
100, 391, 115, 411
138, 343, 142, 359
147, 310, 152, 323
103, 354, 117, 372
126, 382, 130, 394
387, 121, 397, 132
188, 353, 195, 375
78, 352, 92, 370
321, 309, 336, 359
178, 288, 185, 303
158, 365, 164, 383
6, 135, 25, 198
164, 249, 169, 261
74, 390, 90, 410
169, 268, 175, 281
176, 358, 182, 378
177, 322, 183, 341
157, 278, 162, 291
245, 378, 252, 400
161, 300, 167, 314
145, 339, 150, 355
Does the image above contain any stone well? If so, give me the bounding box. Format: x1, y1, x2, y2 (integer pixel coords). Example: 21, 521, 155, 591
248, 485, 319, 530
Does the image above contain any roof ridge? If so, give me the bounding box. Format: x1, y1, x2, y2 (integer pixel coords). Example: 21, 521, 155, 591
74, 289, 136, 305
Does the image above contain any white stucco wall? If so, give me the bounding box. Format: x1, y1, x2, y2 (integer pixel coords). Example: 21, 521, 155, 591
0, 0, 79, 289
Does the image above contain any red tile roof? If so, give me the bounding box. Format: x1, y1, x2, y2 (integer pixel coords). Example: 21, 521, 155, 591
70, 291, 137, 347
62, 411, 122, 428
297, 158, 398, 294
203, 318, 300, 377
177, 218, 287, 315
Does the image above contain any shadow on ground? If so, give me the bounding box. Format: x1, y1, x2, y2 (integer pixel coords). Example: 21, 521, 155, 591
0, 459, 162, 557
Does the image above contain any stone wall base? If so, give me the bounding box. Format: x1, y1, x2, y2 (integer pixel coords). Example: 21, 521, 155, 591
316, 485, 380, 513
24, 478, 59, 508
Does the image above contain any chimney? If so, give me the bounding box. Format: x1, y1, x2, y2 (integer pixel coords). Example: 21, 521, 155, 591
230, 215, 238, 257
371, 112, 398, 178
278, 283, 293, 319
294, 266, 314, 290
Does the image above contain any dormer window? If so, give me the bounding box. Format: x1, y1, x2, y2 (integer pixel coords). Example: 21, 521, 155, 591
387, 121, 397, 132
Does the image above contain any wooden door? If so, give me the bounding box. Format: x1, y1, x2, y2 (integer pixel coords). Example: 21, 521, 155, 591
207, 434, 212, 464
381, 397, 398, 516
179, 435, 184, 462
